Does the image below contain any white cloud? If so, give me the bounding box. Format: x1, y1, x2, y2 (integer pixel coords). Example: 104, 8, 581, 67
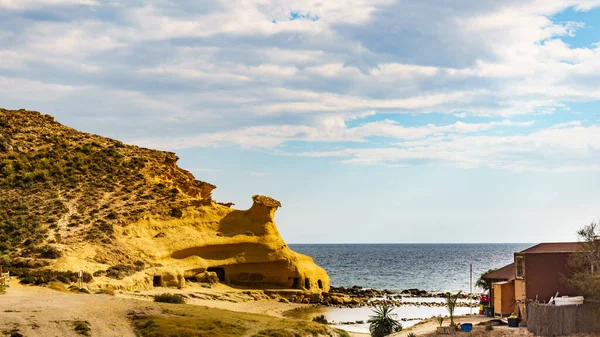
298, 123, 600, 171
134, 118, 535, 150
2, 0, 600, 172
0, 76, 79, 101
0, 0, 97, 9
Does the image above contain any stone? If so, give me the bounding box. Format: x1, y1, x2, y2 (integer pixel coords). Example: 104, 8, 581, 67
195, 271, 219, 284
310, 293, 323, 303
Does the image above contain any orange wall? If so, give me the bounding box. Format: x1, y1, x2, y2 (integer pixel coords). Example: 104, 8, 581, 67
515, 279, 526, 300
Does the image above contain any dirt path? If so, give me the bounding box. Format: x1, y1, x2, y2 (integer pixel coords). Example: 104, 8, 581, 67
391, 316, 533, 337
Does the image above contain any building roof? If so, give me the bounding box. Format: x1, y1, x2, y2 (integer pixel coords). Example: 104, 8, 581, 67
519, 242, 585, 254
482, 263, 514, 281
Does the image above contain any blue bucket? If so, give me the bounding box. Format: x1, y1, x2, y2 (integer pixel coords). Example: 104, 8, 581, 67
461, 323, 473, 332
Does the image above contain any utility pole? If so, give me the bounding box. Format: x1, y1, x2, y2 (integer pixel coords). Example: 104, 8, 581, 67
470, 263, 473, 315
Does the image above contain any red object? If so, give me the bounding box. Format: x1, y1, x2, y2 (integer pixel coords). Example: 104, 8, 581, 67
479, 309, 484, 315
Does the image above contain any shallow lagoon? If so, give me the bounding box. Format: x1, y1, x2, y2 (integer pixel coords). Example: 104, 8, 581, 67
285, 298, 475, 334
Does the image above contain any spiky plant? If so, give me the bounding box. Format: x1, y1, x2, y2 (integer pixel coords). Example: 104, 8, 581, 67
368, 304, 402, 337
445, 291, 462, 327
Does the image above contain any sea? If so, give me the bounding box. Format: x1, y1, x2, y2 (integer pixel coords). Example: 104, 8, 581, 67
287, 243, 532, 333
289, 243, 532, 292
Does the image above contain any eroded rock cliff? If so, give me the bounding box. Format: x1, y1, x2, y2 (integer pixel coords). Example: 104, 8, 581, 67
0, 108, 329, 292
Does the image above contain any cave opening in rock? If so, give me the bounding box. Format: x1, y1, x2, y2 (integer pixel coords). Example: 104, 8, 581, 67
207, 267, 226, 282
292, 277, 300, 289
318, 279, 323, 289
304, 278, 311, 289
153, 276, 162, 287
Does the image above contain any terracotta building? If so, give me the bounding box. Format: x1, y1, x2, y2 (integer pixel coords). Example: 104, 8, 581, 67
482, 242, 584, 317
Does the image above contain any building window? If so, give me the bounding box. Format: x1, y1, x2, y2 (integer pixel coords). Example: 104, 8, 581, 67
516, 256, 524, 279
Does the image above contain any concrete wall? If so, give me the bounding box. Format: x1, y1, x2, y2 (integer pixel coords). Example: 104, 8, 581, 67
524, 253, 578, 302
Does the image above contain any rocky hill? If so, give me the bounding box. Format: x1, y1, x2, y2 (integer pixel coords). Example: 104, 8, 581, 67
0, 108, 329, 292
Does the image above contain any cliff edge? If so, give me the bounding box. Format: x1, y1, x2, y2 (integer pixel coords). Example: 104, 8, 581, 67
0, 108, 329, 292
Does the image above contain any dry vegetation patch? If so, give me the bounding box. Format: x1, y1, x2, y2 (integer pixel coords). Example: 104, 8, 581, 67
128, 304, 347, 337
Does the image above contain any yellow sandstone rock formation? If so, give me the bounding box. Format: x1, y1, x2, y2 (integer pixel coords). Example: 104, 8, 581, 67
0, 108, 329, 293
111, 195, 330, 292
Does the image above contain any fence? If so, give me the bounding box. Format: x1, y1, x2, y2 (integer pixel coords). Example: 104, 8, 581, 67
527, 302, 600, 336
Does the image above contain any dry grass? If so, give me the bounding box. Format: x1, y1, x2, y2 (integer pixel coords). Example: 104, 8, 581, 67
129, 303, 344, 337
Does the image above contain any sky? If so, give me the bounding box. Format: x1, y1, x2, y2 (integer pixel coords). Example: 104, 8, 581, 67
1, 0, 600, 243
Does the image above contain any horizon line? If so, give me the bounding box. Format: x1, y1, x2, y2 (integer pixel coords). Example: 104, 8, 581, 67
287, 242, 538, 245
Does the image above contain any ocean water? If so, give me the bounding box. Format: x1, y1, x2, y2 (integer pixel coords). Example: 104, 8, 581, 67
289, 243, 532, 292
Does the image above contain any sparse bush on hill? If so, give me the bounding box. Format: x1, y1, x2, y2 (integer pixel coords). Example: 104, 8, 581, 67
0, 108, 216, 282
38, 245, 62, 259
170, 208, 183, 218
106, 264, 139, 280
10, 268, 92, 285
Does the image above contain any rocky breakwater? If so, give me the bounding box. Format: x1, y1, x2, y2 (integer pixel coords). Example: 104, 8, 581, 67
311, 286, 479, 308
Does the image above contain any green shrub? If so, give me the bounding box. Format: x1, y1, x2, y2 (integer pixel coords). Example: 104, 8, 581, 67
11, 269, 92, 285
154, 293, 186, 304
170, 208, 183, 218
312, 315, 328, 324
73, 320, 91, 336
2, 329, 23, 337
106, 264, 137, 280
39, 245, 62, 259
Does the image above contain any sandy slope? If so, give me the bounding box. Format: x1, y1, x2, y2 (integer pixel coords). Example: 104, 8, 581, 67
0, 283, 138, 337
0, 282, 367, 337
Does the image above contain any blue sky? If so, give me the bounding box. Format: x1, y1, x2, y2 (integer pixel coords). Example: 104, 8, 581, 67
1, 0, 600, 243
